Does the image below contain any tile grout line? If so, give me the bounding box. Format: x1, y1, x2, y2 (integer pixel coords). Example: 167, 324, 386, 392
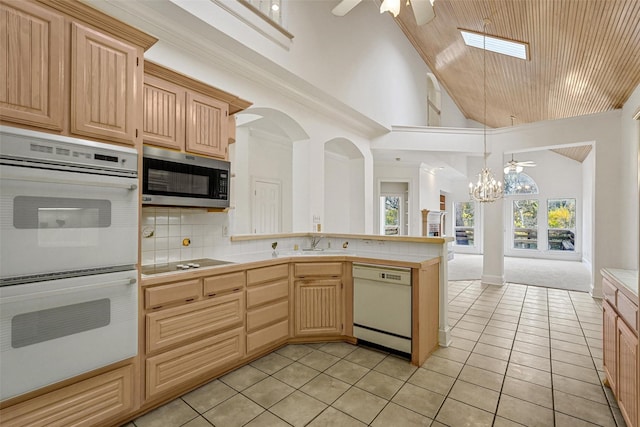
431, 280, 513, 426
488, 282, 528, 427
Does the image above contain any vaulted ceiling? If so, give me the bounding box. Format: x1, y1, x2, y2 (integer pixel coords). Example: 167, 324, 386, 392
392, 0, 640, 128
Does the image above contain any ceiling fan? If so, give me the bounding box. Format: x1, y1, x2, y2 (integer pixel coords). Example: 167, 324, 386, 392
332, 0, 435, 26
504, 154, 536, 174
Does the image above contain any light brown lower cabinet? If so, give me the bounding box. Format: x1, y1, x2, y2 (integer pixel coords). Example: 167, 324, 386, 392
294, 279, 343, 336
603, 300, 618, 394
0, 364, 134, 427
617, 318, 638, 427
245, 264, 290, 355
146, 291, 244, 353
602, 274, 638, 427
146, 326, 244, 399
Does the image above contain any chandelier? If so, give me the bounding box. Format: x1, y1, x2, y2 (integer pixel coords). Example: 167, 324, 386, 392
469, 19, 503, 203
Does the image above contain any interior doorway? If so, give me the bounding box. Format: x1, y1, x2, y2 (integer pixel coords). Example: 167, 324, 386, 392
379, 181, 409, 235
251, 178, 281, 234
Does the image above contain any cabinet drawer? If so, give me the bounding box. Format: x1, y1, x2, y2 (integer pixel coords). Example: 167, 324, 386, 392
247, 300, 289, 332
247, 319, 289, 354
617, 292, 638, 332
294, 262, 342, 278
145, 279, 201, 310
247, 264, 288, 286
147, 292, 244, 353
203, 272, 246, 297
146, 327, 244, 399
0, 365, 133, 427
602, 278, 618, 307
246, 279, 288, 309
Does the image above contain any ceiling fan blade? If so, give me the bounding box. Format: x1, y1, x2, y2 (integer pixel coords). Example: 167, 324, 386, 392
410, 0, 435, 25
518, 161, 537, 167
331, 0, 362, 16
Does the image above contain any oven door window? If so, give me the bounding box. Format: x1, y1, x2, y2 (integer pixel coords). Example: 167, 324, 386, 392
143, 158, 216, 199
13, 196, 111, 247
11, 299, 110, 348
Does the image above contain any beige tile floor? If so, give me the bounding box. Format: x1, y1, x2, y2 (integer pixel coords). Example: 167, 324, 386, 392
123, 280, 627, 427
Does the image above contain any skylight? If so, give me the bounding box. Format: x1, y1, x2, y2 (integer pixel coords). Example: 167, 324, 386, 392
460, 29, 529, 60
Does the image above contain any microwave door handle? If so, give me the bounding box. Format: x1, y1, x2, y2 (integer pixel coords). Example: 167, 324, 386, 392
2, 174, 137, 191
0, 277, 137, 302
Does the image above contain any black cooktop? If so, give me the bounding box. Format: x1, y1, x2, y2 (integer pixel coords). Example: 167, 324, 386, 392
141, 258, 233, 275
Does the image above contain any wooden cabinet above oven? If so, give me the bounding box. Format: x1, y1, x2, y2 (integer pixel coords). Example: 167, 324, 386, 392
0, 0, 157, 147
143, 61, 252, 160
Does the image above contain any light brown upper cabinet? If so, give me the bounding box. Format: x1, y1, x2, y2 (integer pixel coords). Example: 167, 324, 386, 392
71, 23, 139, 144
0, 0, 65, 130
0, 0, 157, 147
143, 61, 252, 159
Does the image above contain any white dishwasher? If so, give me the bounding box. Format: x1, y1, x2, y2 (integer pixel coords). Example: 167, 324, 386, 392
353, 264, 412, 356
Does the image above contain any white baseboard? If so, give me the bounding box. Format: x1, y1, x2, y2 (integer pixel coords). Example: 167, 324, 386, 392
481, 274, 505, 286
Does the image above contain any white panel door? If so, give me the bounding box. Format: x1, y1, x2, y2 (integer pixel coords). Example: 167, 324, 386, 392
252, 179, 281, 234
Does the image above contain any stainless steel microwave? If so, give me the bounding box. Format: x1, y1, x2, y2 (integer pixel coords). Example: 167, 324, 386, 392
142, 146, 230, 208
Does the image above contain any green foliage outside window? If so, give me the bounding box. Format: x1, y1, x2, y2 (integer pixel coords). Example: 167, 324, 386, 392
513, 199, 538, 229
548, 199, 576, 229
455, 202, 474, 227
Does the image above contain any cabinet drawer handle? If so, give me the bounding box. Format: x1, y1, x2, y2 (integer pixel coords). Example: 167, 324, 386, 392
185, 298, 195, 302
207, 293, 216, 297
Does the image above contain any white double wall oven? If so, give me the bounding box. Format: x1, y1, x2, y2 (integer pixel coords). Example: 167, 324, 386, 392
0, 127, 139, 401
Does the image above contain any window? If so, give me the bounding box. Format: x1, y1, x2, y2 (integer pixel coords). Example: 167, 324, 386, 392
242, 0, 283, 26
513, 199, 538, 249
548, 199, 576, 251
504, 172, 538, 195
454, 202, 475, 246
382, 196, 401, 235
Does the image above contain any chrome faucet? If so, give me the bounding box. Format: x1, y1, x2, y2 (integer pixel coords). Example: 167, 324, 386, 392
310, 235, 323, 250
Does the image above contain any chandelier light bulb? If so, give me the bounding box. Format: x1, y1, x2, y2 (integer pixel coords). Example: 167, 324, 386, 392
380, 0, 401, 17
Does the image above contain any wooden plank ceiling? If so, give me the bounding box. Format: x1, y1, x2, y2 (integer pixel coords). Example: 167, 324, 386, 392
393, 0, 640, 128
551, 145, 593, 163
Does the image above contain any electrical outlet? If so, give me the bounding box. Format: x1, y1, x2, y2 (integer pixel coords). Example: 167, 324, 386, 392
222, 226, 228, 237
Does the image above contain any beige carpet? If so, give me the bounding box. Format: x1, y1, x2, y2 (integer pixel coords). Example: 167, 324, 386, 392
448, 253, 592, 292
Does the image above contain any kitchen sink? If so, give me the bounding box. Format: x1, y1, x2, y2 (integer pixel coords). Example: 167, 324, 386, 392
279, 249, 352, 257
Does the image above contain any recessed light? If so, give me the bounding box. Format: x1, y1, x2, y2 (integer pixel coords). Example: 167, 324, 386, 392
460, 28, 528, 60
271, 3, 280, 11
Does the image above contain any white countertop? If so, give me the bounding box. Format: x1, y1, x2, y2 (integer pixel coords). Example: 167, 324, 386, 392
141, 250, 441, 282
602, 268, 638, 298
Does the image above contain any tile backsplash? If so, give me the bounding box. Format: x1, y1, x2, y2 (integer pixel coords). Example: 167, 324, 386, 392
141, 207, 228, 265
141, 207, 445, 266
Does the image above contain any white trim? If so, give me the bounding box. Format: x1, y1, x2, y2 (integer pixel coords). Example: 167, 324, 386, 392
481, 273, 505, 286
208, 0, 291, 49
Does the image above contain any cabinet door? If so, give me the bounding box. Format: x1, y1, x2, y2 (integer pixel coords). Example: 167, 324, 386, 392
617, 319, 638, 427
142, 74, 185, 150
0, 364, 133, 427
71, 23, 139, 145
295, 279, 342, 336
146, 327, 244, 399
0, 0, 64, 130
185, 91, 228, 158
603, 300, 618, 394
147, 291, 244, 353
145, 279, 201, 310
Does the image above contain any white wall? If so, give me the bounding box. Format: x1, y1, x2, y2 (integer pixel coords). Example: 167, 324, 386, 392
324, 152, 365, 233
582, 149, 595, 270
237, 131, 293, 234
619, 84, 640, 269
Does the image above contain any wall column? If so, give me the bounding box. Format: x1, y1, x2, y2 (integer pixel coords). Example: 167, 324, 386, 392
481, 149, 506, 286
